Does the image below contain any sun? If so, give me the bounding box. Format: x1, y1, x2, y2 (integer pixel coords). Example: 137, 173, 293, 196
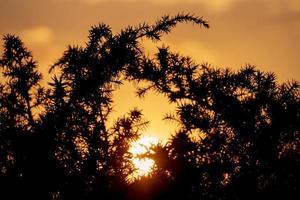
129, 136, 159, 179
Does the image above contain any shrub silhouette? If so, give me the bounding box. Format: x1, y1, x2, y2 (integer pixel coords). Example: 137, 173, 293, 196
0, 13, 299, 200
130, 48, 300, 199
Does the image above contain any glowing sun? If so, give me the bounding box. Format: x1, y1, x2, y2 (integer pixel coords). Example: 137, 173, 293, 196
129, 136, 159, 179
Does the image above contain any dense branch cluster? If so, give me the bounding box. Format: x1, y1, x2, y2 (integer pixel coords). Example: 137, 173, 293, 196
0, 13, 299, 200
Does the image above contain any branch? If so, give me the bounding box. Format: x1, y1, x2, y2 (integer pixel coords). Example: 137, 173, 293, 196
136, 13, 209, 41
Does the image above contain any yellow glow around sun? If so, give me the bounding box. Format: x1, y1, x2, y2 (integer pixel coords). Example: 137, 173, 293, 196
132, 158, 155, 177
129, 136, 159, 179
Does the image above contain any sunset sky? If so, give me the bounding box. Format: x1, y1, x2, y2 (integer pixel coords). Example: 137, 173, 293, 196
1, 0, 299, 140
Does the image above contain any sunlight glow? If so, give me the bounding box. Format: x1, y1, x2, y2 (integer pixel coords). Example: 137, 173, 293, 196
130, 136, 159, 155
129, 136, 159, 179
132, 158, 155, 177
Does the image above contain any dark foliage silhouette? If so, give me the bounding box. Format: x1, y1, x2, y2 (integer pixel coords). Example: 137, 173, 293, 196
129, 48, 300, 199
0, 13, 299, 200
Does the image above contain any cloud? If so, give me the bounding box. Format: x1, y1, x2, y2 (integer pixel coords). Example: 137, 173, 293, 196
285, 0, 300, 12
65, 0, 300, 13
20, 26, 54, 46
73, 0, 245, 11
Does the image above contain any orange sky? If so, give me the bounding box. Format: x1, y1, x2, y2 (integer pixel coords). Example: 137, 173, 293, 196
1, 0, 299, 140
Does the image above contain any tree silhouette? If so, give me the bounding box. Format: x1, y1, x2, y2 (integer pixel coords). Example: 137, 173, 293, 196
0, 34, 47, 198
130, 47, 300, 199
0, 13, 299, 200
